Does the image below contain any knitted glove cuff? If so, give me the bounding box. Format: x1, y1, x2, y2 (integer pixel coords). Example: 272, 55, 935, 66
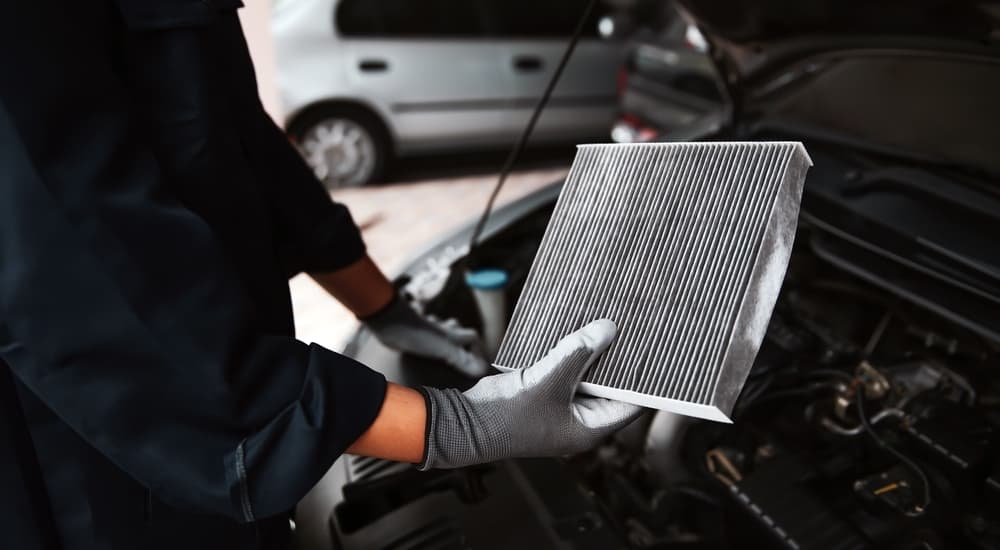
416, 386, 508, 470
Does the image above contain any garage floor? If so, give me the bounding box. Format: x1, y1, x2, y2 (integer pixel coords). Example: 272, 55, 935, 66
289, 165, 568, 352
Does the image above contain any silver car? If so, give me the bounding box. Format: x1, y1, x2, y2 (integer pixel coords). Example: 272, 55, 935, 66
272, 0, 625, 188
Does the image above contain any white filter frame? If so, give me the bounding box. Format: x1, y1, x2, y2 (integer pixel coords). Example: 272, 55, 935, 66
493, 142, 813, 423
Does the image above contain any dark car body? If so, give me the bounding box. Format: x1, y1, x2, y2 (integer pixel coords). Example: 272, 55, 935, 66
296, 2, 1000, 548
611, 4, 723, 143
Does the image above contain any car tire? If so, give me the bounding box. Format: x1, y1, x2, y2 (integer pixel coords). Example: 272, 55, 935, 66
287, 106, 389, 190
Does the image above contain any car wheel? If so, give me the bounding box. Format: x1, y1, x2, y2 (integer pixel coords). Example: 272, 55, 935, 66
289, 107, 387, 190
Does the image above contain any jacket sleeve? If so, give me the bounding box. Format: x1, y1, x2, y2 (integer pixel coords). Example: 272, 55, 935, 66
0, 2, 386, 522
220, 13, 369, 276
243, 111, 369, 276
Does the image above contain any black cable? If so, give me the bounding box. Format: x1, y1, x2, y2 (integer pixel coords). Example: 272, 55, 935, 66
735, 380, 838, 419
849, 307, 930, 514
670, 484, 721, 506
855, 391, 931, 517
466, 0, 599, 253
754, 381, 838, 404
735, 365, 855, 418
864, 311, 893, 357
740, 373, 775, 402
801, 368, 855, 383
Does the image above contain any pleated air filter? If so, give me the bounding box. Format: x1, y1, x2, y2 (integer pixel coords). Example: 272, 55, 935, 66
494, 142, 812, 422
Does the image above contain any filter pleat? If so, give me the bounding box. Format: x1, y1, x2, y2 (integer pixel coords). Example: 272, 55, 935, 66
600, 145, 672, 388
493, 142, 811, 422
671, 144, 775, 400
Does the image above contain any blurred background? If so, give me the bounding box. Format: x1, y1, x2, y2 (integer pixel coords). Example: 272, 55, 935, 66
239, 0, 721, 350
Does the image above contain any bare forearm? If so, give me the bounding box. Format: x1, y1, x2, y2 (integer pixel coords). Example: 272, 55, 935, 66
312, 258, 428, 461
347, 382, 426, 463
310, 255, 395, 318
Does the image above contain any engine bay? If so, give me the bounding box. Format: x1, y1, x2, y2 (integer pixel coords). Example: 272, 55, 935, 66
317, 145, 1000, 550
562, 238, 1000, 549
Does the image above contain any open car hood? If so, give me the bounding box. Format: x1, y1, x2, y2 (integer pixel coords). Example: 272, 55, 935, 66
673, 0, 1000, 178
677, 0, 999, 55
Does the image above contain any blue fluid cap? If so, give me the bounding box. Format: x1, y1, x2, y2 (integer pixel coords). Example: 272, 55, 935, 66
465, 269, 509, 290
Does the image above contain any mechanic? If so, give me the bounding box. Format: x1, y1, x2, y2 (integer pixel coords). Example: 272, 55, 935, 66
0, 2, 642, 549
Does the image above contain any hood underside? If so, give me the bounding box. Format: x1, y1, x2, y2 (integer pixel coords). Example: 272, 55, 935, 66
673, 0, 1000, 181
677, 0, 1000, 47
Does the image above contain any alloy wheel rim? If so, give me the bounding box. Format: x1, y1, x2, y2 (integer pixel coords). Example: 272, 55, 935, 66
299, 118, 377, 188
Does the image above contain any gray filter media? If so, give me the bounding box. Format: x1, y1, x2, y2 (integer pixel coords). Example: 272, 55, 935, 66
494, 142, 812, 422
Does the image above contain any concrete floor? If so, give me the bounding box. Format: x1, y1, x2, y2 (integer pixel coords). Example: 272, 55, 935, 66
289, 165, 568, 352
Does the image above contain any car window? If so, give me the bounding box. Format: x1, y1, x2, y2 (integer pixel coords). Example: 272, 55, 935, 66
479, 0, 607, 38
336, 0, 486, 38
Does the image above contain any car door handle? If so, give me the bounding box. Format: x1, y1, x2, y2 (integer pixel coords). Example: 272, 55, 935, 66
359, 59, 388, 72
512, 55, 543, 72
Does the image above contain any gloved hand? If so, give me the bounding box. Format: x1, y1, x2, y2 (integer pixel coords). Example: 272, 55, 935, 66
418, 319, 644, 470
363, 295, 492, 378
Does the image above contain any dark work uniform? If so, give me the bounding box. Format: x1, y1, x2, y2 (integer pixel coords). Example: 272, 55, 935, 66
0, 1, 388, 548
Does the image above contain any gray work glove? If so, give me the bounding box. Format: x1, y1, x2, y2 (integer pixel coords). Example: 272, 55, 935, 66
418, 319, 644, 470
363, 296, 492, 378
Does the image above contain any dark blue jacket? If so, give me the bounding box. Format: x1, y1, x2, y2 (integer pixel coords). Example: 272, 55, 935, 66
0, 1, 388, 548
